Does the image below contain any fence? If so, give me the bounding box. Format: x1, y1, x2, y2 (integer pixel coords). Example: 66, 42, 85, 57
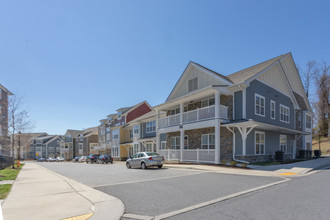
158, 149, 215, 164
0, 156, 14, 170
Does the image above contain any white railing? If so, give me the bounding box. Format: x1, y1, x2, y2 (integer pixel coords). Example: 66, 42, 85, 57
159, 105, 229, 128
158, 149, 215, 163
158, 114, 180, 128
158, 149, 181, 161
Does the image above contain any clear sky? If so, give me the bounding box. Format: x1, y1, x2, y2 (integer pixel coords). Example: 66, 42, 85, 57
1, 0, 329, 135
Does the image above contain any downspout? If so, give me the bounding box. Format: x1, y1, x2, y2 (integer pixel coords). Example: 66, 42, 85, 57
226, 127, 250, 164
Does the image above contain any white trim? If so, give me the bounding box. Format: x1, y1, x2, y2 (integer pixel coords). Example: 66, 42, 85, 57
270, 100, 276, 120
280, 104, 290, 124
255, 93, 265, 117
255, 131, 265, 155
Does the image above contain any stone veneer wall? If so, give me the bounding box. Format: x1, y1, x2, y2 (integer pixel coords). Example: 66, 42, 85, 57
220, 127, 233, 161
166, 127, 233, 162
220, 95, 233, 121
235, 154, 293, 163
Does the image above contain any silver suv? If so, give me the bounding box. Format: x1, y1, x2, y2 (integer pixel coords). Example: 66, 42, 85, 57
126, 152, 165, 169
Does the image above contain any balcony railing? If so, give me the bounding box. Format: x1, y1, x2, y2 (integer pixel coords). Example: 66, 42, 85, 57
158, 105, 229, 129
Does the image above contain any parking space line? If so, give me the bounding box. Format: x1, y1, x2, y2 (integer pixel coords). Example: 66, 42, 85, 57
122, 213, 154, 220
154, 177, 290, 220
92, 171, 207, 188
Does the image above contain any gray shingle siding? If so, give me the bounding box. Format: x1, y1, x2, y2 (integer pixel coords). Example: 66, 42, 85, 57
234, 91, 243, 120
235, 129, 295, 157
141, 122, 156, 138
246, 80, 294, 129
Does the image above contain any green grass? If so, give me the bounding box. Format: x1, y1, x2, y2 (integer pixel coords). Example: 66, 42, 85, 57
0, 184, 12, 199
312, 137, 330, 155
0, 164, 24, 181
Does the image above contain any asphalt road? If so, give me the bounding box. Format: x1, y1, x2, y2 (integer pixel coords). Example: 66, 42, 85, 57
167, 166, 330, 220
38, 162, 282, 218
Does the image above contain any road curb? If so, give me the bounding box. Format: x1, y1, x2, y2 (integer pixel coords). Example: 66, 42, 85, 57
37, 164, 125, 220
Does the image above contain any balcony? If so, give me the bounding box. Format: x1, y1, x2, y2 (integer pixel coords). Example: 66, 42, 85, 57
158, 105, 229, 129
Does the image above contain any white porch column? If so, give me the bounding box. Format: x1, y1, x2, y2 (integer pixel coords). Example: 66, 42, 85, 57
180, 129, 184, 162
155, 109, 160, 153
242, 87, 246, 119
215, 90, 220, 119
215, 120, 220, 164
180, 102, 184, 124
237, 126, 255, 156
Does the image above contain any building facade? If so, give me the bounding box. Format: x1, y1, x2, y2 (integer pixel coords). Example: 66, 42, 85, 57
155, 53, 312, 163
0, 84, 13, 156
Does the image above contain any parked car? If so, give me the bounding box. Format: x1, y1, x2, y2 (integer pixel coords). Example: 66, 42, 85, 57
56, 157, 65, 162
97, 155, 113, 164
38, 158, 46, 162
86, 154, 100, 164
78, 156, 88, 163
126, 152, 165, 169
47, 157, 56, 162
72, 157, 80, 163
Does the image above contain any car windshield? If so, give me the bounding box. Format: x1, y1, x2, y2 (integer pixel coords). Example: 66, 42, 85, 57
146, 152, 160, 156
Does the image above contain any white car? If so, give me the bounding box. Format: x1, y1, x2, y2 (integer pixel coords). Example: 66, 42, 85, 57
126, 152, 165, 169
47, 157, 56, 162
56, 157, 65, 162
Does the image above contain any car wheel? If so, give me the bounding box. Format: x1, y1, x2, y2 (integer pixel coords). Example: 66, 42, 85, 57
158, 165, 163, 169
111, 161, 113, 164
126, 162, 131, 169
141, 162, 147, 169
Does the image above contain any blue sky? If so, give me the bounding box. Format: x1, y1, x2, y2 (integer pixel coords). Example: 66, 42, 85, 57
1, 0, 329, 134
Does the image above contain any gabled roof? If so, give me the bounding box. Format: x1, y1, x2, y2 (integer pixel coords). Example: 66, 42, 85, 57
0, 83, 13, 95
192, 62, 234, 84
66, 129, 83, 138
227, 53, 290, 84
166, 61, 233, 102
293, 91, 308, 111
45, 135, 62, 145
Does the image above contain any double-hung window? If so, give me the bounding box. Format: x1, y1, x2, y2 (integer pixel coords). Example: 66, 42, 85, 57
255, 94, 265, 116
160, 141, 167, 150
201, 134, 215, 149
306, 115, 312, 129
133, 125, 139, 134
298, 113, 302, 128
146, 143, 153, 152
270, 100, 275, 120
170, 137, 180, 150
255, 131, 265, 155
129, 129, 133, 139
146, 121, 156, 133
280, 135, 287, 153
280, 104, 290, 123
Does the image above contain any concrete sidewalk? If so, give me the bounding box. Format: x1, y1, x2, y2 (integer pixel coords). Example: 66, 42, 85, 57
164, 156, 330, 176
1, 163, 124, 220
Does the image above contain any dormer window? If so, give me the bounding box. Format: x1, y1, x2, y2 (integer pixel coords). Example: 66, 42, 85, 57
108, 116, 112, 123
118, 112, 122, 120
188, 77, 198, 92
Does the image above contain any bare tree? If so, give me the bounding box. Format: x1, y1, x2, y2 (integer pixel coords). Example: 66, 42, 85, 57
300, 60, 319, 98
7, 94, 32, 163
315, 62, 330, 137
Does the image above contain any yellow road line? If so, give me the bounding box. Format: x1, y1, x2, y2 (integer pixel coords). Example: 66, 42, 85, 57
62, 213, 93, 220
279, 172, 297, 176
